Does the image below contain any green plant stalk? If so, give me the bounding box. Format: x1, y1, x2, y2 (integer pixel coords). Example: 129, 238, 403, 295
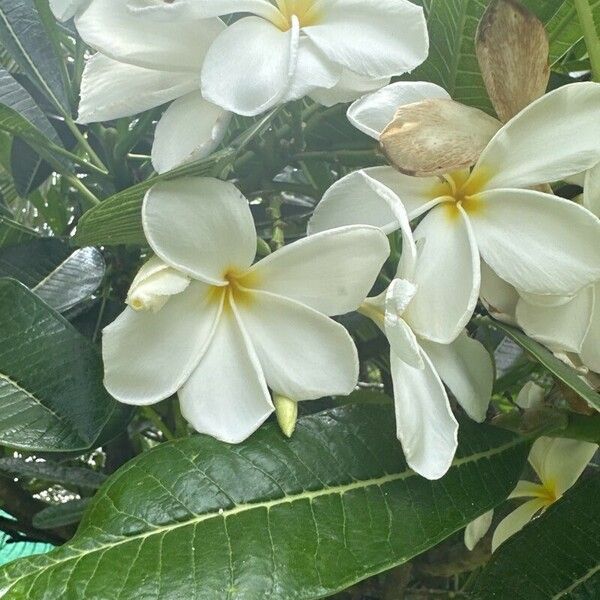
63, 174, 100, 206
140, 406, 175, 441
573, 0, 600, 82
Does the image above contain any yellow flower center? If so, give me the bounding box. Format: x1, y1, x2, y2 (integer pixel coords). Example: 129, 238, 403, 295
538, 479, 560, 507
271, 0, 323, 30
209, 268, 259, 310
429, 168, 492, 221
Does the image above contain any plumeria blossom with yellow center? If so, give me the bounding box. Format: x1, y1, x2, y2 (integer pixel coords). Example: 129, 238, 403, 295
64, 0, 232, 174
316, 190, 493, 479
123, 0, 429, 116
102, 177, 389, 443
310, 82, 600, 344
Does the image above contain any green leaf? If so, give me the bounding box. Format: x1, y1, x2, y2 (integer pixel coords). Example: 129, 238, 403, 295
0, 404, 528, 599
411, 0, 567, 113
483, 318, 600, 411
74, 108, 284, 247
0, 458, 107, 491
33, 499, 91, 530
0, 0, 69, 112
470, 473, 600, 599
0, 278, 127, 452
0, 216, 38, 248
0, 238, 105, 312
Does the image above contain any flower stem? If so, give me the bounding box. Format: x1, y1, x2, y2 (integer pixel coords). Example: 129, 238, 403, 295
573, 0, 600, 82
140, 407, 175, 441
63, 174, 100, 206
64, 118, 107, 171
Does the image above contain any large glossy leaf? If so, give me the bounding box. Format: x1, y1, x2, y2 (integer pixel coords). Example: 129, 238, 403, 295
483, 317, 600, 411
0, 0, 69, 112
33, 499, 91, 530
0, 238, 105, 312
0, 278, 126, 452
470, 473, 600, 599
0, 405, 528, 599
410, 0, 566, 113
73, 109, 283, 247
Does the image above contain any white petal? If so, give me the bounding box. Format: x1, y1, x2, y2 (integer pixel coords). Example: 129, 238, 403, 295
201, 16, 299, 116
515, 381, 545, 410
75, 1, 225, 72
529, 437, 598, 496
282, 38, 341, 103
50, 0, 86, 21
249, 225, 389, 316
142, 178, 256, 285
365, 166, 446, 220
516, 287, 594, 353
420, 332, 493, 422
348, 81, 450, 140
581, 285, 600, 372
303, 0, 428, 78
308, 69, 389, 107
77, 53, 198, 124
465, 511, 494, 551
126, 0, 280, 21
179, 302, 273, 444
385, 314, 423, 370
151, 91, 232, 174
491, 499, 546, 552
391, 346, 459, 480
584, 162, 600, 219
404, 205, 480, 344
509, 479, 548, 499
470, 189, 600, 295
480, 261, 519, 325
102, 281, 220, 405
476, 83, 600, 190
238, 290, 359, 401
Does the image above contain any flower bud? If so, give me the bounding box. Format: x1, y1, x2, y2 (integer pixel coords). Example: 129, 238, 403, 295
274, 394, 298, 438
126, 256, 191, 313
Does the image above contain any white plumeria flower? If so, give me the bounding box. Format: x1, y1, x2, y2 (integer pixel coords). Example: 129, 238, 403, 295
103, 177, 389, 443
125, 0, 429, 116
492, 436, 597, 551
334, 192, 493, 479
310, 82, 600, 344
49, 0, 88, 20
72, 1, 232, 173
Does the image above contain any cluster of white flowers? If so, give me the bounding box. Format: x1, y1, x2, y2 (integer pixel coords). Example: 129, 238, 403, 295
52, 0, 600, 481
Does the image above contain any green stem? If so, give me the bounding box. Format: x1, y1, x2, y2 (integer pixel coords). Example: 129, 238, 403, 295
64, 119, 107, 171
64, 175, 100, 206
140, 407, 175, 441
268, 196, 285, 250
573, 0, 600, 82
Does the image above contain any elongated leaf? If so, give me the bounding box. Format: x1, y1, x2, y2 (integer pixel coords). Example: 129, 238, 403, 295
74, 109, 283, 247
0, 238, 105, 312
411, 0, 565, 113
470, 474, 600, 599
484, 318, 600, 411
0, 0, 69, 112
0, 216, 38, 248
0, 405, 528, 599
33, 499, 90, 530
0, 458, 106, 491
0, 278, 127, 452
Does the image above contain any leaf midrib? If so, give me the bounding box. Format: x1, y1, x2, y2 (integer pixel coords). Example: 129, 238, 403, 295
2, 435, 525, 591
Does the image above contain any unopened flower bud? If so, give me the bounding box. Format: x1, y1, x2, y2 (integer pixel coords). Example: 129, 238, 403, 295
126, 256, 191, 313
274, 394, 298, 438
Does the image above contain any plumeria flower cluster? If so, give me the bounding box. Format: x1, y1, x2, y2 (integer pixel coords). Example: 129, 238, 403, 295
465, 383, 598, 552
51, 0, 428, 173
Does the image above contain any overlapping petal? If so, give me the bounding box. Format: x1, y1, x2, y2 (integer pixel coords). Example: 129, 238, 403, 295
151, 91, 232, 174
126, 0, 280, 21
479, 261, 519, 324
309, 70, 389, 107
237, 291, 359, 401
581, 286, 600, 372
476, 83, 600, 190
77, 53, 199, 124
404, 205, 480, 344
249, 225, 389, 316
201, 16, 299, 116
584, 162, 600, 218
470, 189, 600, 295
103, 281, 221, 405
491, 499, 546, 552
142, 178, 257, 285
179, 300, 273, 444
465, 511, 493, 551
50, 0, 87, 21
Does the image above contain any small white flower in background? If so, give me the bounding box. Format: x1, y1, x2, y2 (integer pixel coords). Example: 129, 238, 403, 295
103, 177, 389, 443
69, 1, 232, 174
310, 82, 600, 345
125, 0, 429, 116
316, 188, 493, 479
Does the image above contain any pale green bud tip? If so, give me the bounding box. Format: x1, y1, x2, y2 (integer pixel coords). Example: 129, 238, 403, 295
274, 394, 298, 438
